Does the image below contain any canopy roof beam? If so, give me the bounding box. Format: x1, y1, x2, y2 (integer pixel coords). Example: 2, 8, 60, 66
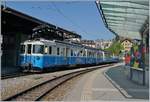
96, 0, 149, 39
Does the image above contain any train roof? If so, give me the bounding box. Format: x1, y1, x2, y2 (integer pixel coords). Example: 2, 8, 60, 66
21, 38, 56, 45
55, 40, 101, 51
21, 38, 104, 52
55, 40, 83, 47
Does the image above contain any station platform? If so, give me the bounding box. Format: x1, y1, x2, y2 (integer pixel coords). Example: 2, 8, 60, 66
63, 63, 149, 101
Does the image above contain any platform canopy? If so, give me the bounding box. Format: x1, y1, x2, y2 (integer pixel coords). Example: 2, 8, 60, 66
96, 0, 149, 40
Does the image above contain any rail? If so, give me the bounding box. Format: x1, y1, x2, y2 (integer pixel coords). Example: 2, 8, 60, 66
3, 64, 113, 101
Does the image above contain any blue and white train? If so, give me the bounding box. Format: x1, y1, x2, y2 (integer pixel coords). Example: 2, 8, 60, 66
19, 38, 118, 71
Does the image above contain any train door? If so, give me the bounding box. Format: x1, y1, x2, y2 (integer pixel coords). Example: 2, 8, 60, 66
26, 44, 32, 65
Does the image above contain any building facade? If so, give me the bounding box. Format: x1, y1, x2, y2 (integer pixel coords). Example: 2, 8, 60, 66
80, 40, 96, 48
95, 39, 113, 49
121, 39, 133, 52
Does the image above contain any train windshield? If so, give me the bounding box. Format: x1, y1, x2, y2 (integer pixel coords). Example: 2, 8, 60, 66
33, 45, 44, 54
20, 45, 25, 54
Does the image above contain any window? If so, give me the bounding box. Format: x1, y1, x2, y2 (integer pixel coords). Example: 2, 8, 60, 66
71, 49, 73, 56
20, 45, 25, 54
60, 48, 63, 56
83, 51, 86, 56
49, 46, 52, 55
44, 46, 48, 54
89, 52, 91, 57
62, 48, 65, 56
80, 51, 83, 57
33, 45, 44, 54
27, 44, 32, 54
57, 48, 60, 55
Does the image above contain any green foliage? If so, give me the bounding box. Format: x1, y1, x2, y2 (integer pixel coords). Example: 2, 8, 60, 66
105, 41, 124, 56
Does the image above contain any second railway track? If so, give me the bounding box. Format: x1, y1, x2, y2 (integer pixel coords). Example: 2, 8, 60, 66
3, 64, 113, 101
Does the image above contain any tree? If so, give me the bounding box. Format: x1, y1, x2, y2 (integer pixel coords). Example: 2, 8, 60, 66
105, 41, 124, 56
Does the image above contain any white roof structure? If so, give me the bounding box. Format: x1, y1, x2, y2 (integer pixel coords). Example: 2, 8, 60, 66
96, 0, 149, 39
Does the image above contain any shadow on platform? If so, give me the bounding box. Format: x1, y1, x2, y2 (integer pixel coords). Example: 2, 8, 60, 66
105, 66, 149, 99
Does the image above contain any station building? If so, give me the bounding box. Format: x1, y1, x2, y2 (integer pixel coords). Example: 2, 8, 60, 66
1, 6, 81, 75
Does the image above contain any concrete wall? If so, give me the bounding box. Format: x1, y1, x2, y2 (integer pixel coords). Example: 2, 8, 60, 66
125, 67, 149, 86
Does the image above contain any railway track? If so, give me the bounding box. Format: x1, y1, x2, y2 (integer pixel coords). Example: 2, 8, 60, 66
1, 62, 114, 80
3, 64, 112, 101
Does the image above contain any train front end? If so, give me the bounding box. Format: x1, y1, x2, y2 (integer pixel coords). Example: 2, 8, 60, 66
19, 40, 44, 71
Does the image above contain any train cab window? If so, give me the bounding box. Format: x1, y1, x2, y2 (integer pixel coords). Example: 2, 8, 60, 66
27, 44, 32, 54
33, 45, 44, 54
57, 47, 60, 55
20, 45, 25, 54
49, 46, 52, 55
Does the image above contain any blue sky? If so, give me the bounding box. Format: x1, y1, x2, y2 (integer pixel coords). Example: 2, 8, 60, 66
4, 1, 115, 40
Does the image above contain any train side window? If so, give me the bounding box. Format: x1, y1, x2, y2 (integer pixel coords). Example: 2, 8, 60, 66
44, 46, 48, 54
89, 52, 91, 57
80, 51, 83, 57
93, 52, 95, 58
60, 48, 63, 56
71, 49, 73, 56
57, 47, 60, 55
20, 45, 25, 54
62, 48, 65, 56
49, 46, 52, 55
83, 51, 86, 57
27, 44, 32, 54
